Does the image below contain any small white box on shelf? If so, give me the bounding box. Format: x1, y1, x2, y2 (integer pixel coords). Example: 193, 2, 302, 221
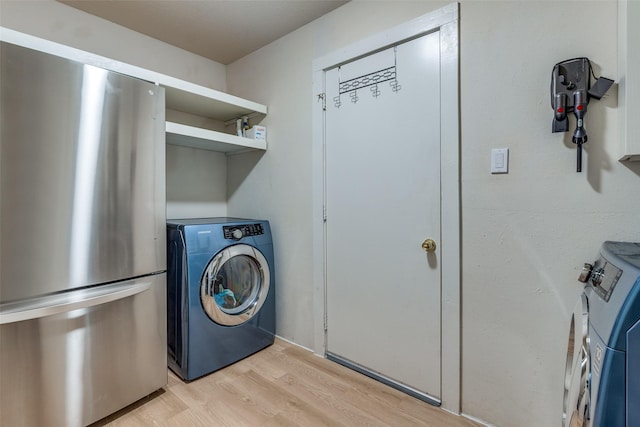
245, 125, 267, 141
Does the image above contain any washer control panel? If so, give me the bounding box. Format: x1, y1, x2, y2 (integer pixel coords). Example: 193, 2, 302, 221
589, 255, 623, 302
223, 223, 265, 240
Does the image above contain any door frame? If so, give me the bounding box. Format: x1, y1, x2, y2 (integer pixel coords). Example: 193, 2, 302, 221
311, 3, 461, 413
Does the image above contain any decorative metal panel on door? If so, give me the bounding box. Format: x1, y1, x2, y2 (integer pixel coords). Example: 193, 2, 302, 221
333, 47, 402, 108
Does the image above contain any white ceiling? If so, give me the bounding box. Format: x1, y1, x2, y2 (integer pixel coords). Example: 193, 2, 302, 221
58, 0, 349, 65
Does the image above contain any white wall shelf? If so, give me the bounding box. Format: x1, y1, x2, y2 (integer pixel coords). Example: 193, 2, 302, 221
162, 78, 266, 122
166, 121, 266, 153
0, 27, 268, 153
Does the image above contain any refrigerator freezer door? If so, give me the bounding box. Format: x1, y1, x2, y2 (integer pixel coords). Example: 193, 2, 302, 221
0, 274, 167, 427
0, 42, 166, 302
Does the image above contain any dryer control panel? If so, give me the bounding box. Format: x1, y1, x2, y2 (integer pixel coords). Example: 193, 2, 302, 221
223, 223, 265, 240
590, 256, 623, 302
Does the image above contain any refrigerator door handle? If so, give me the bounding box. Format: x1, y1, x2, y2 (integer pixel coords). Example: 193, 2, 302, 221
0, 280, 152, 325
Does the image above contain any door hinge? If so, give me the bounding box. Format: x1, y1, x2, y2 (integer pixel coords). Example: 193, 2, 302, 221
323, 312, 328, 332
317, 93, 326, 111
323, 205, 327, 222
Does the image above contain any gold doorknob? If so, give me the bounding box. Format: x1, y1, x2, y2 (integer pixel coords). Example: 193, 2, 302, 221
421, 238, 437, 252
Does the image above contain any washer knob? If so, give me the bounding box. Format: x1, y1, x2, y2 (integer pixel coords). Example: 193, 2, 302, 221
232, 228, 243, 240
578, 263, 593, 282
591, 267, 604, 287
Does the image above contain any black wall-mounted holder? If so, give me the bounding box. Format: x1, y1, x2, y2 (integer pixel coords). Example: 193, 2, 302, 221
550, 57, 614, 172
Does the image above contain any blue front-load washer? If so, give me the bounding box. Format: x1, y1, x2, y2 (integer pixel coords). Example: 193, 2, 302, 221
166, 218, 276, 381
563, 241, 640, 426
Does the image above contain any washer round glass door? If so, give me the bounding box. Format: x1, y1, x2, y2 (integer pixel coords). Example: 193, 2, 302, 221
563, 293, 590, 427
200, 244, 270, 326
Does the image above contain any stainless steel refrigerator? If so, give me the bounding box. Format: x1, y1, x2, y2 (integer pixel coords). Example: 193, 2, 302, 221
0, 42, 167, 426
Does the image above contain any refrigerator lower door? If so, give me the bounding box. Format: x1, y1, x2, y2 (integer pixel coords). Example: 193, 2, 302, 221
0, 274, 167, 427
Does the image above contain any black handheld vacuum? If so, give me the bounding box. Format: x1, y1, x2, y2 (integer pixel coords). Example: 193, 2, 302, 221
550, 57, 614, 172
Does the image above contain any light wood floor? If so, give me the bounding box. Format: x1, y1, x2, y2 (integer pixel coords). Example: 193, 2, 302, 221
92, 338, 481, 427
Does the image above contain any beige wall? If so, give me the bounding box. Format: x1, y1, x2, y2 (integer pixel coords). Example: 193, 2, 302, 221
4, 0, 640, 425
460, 2, 640, 424
226, 1, 640, 426
0, 0, 227, 91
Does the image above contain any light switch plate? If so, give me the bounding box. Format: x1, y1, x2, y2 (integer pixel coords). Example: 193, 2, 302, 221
491, 148, 509, 174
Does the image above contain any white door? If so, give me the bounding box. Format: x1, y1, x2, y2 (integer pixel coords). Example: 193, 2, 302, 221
325, 32, 442, 401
